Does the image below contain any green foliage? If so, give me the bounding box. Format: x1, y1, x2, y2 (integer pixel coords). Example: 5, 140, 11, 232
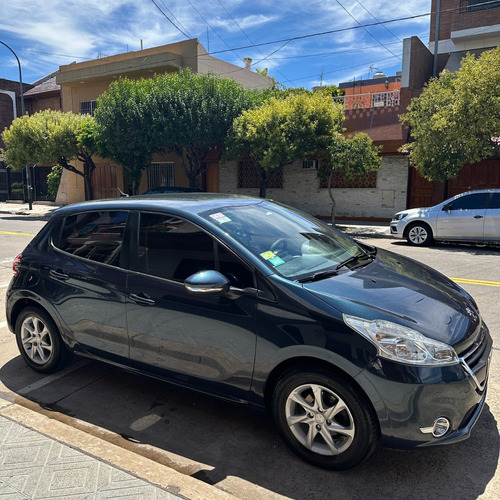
315, 85, 345, 98
94, 77, 157, 193
227, 92, 345, 197
47, 165, 63, 200
400, 47, 500, 181
325, 132, 382, 179
94, 70, 265, 190
10, 182, 24, 200
1, 110, 94, 169
1, 110, 97, 199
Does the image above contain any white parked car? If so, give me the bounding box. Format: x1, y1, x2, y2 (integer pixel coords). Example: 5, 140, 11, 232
390, 189, 500, 246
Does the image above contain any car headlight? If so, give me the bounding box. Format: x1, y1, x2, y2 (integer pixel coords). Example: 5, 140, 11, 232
344, 315, 459, 366
393, 213, 408, 221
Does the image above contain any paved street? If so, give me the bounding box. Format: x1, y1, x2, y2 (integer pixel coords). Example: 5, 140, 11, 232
0, 207, 499, 499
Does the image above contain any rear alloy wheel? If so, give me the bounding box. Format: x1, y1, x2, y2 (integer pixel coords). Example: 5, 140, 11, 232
272, 369, 379, 470
15, 307, 69, 373
406, 222, 433, 246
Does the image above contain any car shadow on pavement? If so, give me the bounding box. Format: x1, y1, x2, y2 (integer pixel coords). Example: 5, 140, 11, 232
390, 240, 500, 256
0, 355, 498, 500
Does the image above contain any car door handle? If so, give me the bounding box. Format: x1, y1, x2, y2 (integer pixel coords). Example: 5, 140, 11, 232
474, 215, 484, 219
49, 269, 69, 280
129, 293, 155, 306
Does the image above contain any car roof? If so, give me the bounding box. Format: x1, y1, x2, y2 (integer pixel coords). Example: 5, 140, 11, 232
53, 193, 266, 218
451, 189, 500, 197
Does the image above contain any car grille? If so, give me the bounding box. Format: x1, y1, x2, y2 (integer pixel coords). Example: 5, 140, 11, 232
457, 323, 490, 393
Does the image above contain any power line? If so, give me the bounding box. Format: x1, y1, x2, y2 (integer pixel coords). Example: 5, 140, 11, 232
214, 0, 293, 85
333, 0, 401, 60
150, 0, 190, 39
354, 0, 403, 42
157, 0, 192, 39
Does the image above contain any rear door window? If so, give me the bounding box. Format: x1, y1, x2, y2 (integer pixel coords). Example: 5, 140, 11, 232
487, 193, 500, 209
56, 211, 128, 267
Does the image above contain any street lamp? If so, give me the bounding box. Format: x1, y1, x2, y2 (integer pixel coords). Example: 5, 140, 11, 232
0, 40, 25, 116
0, 40, 31, 209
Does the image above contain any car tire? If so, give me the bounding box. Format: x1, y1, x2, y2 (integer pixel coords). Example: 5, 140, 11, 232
15, 307, 70, 374
271, 368, 379, 470
405, 222, 433, 246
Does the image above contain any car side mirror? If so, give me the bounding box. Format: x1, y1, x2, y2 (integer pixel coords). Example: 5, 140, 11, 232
442, 203, 451, 212
184, 270, 230, 295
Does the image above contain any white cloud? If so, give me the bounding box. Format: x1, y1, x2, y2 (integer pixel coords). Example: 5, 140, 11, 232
0, 0, 431, 88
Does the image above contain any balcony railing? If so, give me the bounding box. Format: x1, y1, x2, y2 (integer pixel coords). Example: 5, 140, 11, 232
333, 90, 400, 110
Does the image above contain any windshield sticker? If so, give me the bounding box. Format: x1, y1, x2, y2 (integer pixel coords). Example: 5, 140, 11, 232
260, 251, 285, 267
260, 251, 276, 260
210, 212, 231, 224
269, 256, 285, 267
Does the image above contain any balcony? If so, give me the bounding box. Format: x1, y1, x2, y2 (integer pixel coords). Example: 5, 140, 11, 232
333, 90, 400, 110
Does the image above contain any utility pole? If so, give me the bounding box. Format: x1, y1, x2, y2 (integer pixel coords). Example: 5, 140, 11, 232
433, 0, 441, 77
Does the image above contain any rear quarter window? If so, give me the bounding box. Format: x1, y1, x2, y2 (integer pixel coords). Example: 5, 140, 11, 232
55, 211, 128, 267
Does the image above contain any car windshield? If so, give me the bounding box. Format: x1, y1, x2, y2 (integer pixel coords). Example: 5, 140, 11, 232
200, 201, 364, 280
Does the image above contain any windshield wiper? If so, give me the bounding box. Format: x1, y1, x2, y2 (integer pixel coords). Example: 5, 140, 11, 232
335, 251, 375, 271
297, 269, 339, 283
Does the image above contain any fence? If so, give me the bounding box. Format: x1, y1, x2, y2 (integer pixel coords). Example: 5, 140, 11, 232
0, 166, 53, 202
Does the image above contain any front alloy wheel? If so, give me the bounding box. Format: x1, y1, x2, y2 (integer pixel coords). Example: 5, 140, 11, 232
272, 369, 379, 470
285, 383, 355, 456
406, 223, 432, 246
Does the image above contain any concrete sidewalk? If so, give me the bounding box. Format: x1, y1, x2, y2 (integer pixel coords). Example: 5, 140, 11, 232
0, 201, 392, 239
0, 398, 235, 500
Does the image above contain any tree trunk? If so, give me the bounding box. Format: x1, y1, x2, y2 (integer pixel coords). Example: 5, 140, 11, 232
327, 168, 336, 225
259, 176, 267, 198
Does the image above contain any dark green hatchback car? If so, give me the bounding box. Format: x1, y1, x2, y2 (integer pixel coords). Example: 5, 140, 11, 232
6, 194, 492, 470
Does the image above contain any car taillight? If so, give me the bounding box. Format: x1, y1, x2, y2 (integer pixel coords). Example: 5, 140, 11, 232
13, 253, 22, 276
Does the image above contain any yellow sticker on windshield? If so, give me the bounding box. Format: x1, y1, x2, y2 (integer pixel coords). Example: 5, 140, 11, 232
260, 251, 276, 260
260, 251, 285, 267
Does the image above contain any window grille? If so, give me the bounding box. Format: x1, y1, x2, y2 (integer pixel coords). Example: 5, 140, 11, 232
148, 162, 175, 188
237, 159, 283, 188
302, 159, 319, 169
80, 100, 97, 115
319, 159, 377, 188
460, 0, 500, 11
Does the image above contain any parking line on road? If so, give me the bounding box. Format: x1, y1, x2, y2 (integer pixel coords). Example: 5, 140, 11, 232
0, 230, 35, 237
451, 277, 500, 287
0, 321, 6, 329
17, 360, 90, 395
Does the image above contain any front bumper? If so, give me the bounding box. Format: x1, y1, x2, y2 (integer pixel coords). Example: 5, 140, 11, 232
390, 220, 405, 238
355, 327, 492, 450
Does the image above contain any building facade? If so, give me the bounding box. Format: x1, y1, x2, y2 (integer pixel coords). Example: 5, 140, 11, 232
55, 38, 273, 205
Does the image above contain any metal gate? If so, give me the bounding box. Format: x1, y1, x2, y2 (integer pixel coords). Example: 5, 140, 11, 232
148, 162, 175, 189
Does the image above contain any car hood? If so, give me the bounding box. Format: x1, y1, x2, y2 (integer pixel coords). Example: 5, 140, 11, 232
302, 248, 480, 347
395, 206, 438, 218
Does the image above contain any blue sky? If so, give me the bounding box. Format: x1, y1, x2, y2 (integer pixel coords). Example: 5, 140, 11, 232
0, 0, 430, 90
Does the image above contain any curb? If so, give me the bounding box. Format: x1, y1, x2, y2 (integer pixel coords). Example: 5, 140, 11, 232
0, 396, 237, 500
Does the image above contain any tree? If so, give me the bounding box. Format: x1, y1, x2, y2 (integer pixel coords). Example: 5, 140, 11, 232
93, 77, 157, 194
151, 70, 265, 188
400, 47, 500, 181
321, 132, 382, 223
227, 92, 345, 198
1, 110, 97, 200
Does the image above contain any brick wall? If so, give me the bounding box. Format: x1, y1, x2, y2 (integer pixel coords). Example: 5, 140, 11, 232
430, 0, 500, 41
219, 156, 409, 220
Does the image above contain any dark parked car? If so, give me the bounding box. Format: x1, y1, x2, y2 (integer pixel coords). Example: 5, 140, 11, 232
391, 189, 500, 246
143, 186, 201, 194
6, 194, 491, 470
